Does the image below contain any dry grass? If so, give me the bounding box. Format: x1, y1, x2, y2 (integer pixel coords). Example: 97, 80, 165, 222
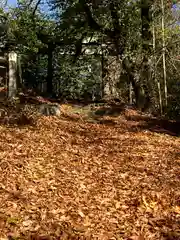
0, 104, 179, 239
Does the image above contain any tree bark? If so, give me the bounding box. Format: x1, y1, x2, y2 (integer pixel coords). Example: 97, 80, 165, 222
46, 43, 54, 95
140, 0, 153, 110
161, 0, 168, 107
152, 4, 163, 115
129, 82, 133, 104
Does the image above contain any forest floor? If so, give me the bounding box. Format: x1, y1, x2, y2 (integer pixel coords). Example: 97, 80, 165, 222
0, 103, 179, 240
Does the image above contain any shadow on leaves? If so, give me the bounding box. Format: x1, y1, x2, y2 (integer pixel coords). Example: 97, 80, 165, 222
125, 115, 180, 137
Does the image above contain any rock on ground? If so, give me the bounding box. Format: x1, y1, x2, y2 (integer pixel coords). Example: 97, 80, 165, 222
39, 103, 61, 117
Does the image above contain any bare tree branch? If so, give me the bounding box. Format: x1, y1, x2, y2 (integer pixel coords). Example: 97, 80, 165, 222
32, 0, 41, 15
26, 0, 42, 15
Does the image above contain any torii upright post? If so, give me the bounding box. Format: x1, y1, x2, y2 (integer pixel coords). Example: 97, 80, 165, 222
8, 51, 17, 99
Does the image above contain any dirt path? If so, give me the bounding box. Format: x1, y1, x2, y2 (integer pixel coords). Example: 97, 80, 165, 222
0, 107, 179, 239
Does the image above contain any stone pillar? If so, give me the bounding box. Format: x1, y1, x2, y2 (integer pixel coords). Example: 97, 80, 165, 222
8, 51, 17, 99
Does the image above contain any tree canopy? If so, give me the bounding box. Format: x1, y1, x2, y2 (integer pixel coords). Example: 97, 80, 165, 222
0, 0, 179, 117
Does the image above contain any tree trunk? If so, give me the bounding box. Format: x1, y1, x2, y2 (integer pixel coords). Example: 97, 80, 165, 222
123, 58, 145, 109
161, 0, 167, 107
101, 48, 105, 99
141, 0, 153, 49
46, 44, 54, 95
152, 5, 163, 115
140, 0, 153, 110
129, 81, 133, 104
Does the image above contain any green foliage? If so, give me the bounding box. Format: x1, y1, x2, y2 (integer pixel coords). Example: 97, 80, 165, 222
53, 51, 102, 100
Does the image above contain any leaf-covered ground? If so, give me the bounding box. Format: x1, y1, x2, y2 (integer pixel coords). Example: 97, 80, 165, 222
0, 104, 179, 239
